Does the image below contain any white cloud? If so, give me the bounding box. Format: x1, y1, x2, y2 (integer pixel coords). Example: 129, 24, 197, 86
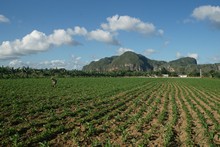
164, 41, 170, 47
101, 15, 157, 35
90, 55, 100, 62
87, 29, 119, 45
69, 26, 119, 45
0, 29, 79, 60
143, 49, 156, 56
68, 55, 83, 69
176, 52, 199, 60
158, 29, 164, 36
117, 47, 134, 55
9, 59, 27, 68
0, 14, 10, 23
8, 55, 84, 70
192, 5, 220, 26
68, 26, 88, 36
176, 52, 183, 58
187, 53, 199, 60
0, 25, 120, 60
48, 29, 74, 46
41, 60, 66, 69
0, 14, 163, 60
39, 55, 83, 69
211, 56, 220, 63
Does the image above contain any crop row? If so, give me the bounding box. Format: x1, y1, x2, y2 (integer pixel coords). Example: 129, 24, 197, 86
1, 78, 220, 146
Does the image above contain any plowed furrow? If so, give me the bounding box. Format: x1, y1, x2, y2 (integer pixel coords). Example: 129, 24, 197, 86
173, 82, 191, 146
140, 81, 172, 146
181, 85, 213, 146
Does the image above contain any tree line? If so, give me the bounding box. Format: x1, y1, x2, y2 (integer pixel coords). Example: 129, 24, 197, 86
0, 66, 220, 79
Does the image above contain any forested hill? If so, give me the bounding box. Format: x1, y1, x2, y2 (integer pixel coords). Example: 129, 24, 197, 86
1, 51, 220, 78
83, 51, 220, 74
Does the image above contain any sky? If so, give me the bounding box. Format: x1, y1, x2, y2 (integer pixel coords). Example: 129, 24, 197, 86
0, 0, 220, 69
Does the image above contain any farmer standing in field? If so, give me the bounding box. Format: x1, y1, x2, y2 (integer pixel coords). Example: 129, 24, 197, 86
51, 77, 57, 87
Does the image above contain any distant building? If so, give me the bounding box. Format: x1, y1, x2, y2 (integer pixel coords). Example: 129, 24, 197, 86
179, 75, 187, 78
162, 74, 169, 78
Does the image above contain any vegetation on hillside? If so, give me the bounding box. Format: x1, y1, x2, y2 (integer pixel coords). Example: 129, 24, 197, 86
1, 52, 220, 78
83, 51, 220, 76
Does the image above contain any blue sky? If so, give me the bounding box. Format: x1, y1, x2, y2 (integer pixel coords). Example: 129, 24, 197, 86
0, 0, 220, 69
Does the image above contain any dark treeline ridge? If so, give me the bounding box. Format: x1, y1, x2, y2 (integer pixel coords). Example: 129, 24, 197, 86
0, 66, 220, 79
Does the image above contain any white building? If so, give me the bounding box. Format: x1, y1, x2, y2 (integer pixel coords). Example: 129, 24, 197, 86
162, 74, 169, 78
179, 75, 187, 78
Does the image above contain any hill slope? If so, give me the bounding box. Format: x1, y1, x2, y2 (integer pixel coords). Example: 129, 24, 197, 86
82, 51, 219, 74
83, 51, 153, 71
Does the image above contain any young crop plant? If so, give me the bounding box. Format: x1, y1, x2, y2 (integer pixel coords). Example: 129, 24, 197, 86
9, 133, 21, 147
91, 139, 102, 147
182, 86, 215, 145
70, 128, 80, 145
85, 122, 97, 137
104, 138, 112, 147
184, 86, 220, 133
122, 129, 129, 143
38, 141, 49, 147
134, 90, 159, 131
1, 78, 220, 146
163, 124, 174, 146
176, 85, 194, 146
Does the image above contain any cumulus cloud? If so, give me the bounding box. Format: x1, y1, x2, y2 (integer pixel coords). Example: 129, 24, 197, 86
9, 59, 28, 68
0, 26, 120, 60
0, 29, 79, 60
176, 52, 199, 60
192, 5, 220, 26
69, 26, 119, 45
0, 15, 163, 60
187, 53, 199, 60
68, 26, 88, 36
101, 15, 158, 35
38, 57, 83, 69
8, 55, 84, 70
48, 29, 75, 46
117, 47, 134, 55
0, 14, 10, 23
87, 29, 119, 45
40, 60, 66, 69
143, 49, 156, 56
68, 55, 83, 69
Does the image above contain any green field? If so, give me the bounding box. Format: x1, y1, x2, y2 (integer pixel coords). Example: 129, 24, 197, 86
1, 78, 220, 146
